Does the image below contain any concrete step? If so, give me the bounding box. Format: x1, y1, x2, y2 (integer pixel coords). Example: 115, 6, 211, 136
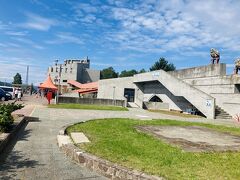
215, 112, 230, 115
215, 105, 232, 119
215, 116, 232, 119
127, 102, 139, 108
216, 114, 232, 117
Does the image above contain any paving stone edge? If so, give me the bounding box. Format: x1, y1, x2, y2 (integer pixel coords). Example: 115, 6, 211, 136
58, 124, 164, 180
0, 115, 26, 154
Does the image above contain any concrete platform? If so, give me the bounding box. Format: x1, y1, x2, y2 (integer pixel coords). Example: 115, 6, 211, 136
137, 125, 240, 152
57, 135, 72, 147
70, 132, 90, 144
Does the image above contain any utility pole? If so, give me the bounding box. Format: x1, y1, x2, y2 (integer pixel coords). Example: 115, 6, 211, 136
25, 65, 29, 85
54, 60, 61, 104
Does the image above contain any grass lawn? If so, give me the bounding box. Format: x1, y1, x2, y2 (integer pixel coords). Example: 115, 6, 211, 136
48, 103, 128, 111
67, 118, 240, 180
149, 109, 203, 118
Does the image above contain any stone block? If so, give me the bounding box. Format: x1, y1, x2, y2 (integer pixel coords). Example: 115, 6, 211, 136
57, 135, 72, 147
71, 132, 90, 144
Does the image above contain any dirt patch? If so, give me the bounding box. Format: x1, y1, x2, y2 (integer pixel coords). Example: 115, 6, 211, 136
136, 125, 240, 152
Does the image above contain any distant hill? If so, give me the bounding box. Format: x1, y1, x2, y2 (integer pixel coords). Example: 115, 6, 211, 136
0, 81, 12, 86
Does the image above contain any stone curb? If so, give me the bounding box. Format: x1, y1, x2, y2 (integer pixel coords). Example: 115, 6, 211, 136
58, 125, 164, 180
0, 115, 26, 154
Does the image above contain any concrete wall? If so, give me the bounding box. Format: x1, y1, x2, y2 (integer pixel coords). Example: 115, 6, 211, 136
58, 97, 125, 107
97, 77, 136, 100
217, 103, 240, 117
48, 59, 100, 88
76, 62, 90, 83
134, 83, 145, 108
134, 70, 215, 119
183, 75, 240, 94
143, 102, 169, 110
210, 93, 240, 116
138, 82, 192, 111
82, 69, 100, 83
184, 75, 240, 86
169, 63, 226, 79
193, 85, 236, 94
49, 60, 89, 86
96, 64, 240, 119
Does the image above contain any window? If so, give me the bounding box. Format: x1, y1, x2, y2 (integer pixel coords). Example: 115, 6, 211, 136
56, 67, 58, 72
63, 80, 67, 82
65, 68, 67, 73
51, 67, 53, 72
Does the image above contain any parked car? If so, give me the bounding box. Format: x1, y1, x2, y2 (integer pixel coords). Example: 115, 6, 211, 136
0, 86, 14, 97
5, 92, 13, 100
0, 88, 11, 101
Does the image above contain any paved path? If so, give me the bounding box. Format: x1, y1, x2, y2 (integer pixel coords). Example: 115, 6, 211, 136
0, 96, 239, 179
0, 106, 107, 180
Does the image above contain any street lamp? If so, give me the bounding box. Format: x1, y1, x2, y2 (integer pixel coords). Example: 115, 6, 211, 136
113, 86, 116, 105
54, 60, 62, 104
54, 75, 59, 104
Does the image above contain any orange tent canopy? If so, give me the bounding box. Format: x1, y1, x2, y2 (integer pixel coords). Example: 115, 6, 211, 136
39, 75, 58, 90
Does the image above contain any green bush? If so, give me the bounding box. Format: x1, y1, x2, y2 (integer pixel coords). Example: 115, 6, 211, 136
0, 103, 24, 132
0, 112, 14, 132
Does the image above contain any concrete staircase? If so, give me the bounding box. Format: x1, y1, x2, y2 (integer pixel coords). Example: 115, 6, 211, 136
215, 105, 232, 119
134, 70, 215, 119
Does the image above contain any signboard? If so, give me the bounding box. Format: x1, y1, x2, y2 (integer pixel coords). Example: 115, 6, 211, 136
206, 100, 212, 107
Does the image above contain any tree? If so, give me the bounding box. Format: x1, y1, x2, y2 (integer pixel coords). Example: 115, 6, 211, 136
100, 67, 118, 79
12, 73, 22, 84
138, 68, 146, 73
150, 57, 176, 71
119, 69, 138, 77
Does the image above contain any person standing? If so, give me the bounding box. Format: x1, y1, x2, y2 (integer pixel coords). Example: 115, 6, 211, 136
234, 58, 240, 74
210, 48, 220, 64
14, 88, 18, 99
17, 89, 22, 101
46, 90, 53, 104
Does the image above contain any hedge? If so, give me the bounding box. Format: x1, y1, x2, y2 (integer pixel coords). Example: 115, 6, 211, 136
0, 103, 24, 132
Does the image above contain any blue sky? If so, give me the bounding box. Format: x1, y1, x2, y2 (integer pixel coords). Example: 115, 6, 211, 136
0, 0, 240, 85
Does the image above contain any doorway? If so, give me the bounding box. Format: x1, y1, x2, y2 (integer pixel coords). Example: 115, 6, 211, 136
124, 88, 135, 102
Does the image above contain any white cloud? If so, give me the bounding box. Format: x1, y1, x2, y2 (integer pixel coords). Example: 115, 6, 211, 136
45, 32, 83, 45
0, 21, 9, 30
20, 12, 57, 31
226, 64, 235, 68
104, 0, 240, 55
13, 37, 44, 49
5, 31, 28, 36
0, 56, 47, 85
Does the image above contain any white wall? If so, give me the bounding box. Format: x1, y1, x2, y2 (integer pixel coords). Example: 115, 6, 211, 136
97, 77, 136, 100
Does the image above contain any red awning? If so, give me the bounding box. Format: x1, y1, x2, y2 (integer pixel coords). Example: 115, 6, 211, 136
75, 88, 98, 94
39, 75, 58, 90
67, 80, 98, 89
67, 80, 83, 89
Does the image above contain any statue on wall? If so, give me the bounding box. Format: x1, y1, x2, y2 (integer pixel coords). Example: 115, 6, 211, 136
210, 48, 220, 64
234, 58, 240, 74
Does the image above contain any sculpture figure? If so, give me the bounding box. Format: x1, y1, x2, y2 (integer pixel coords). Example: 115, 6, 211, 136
210, 48, 220, 64
234, 58, 240, 74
